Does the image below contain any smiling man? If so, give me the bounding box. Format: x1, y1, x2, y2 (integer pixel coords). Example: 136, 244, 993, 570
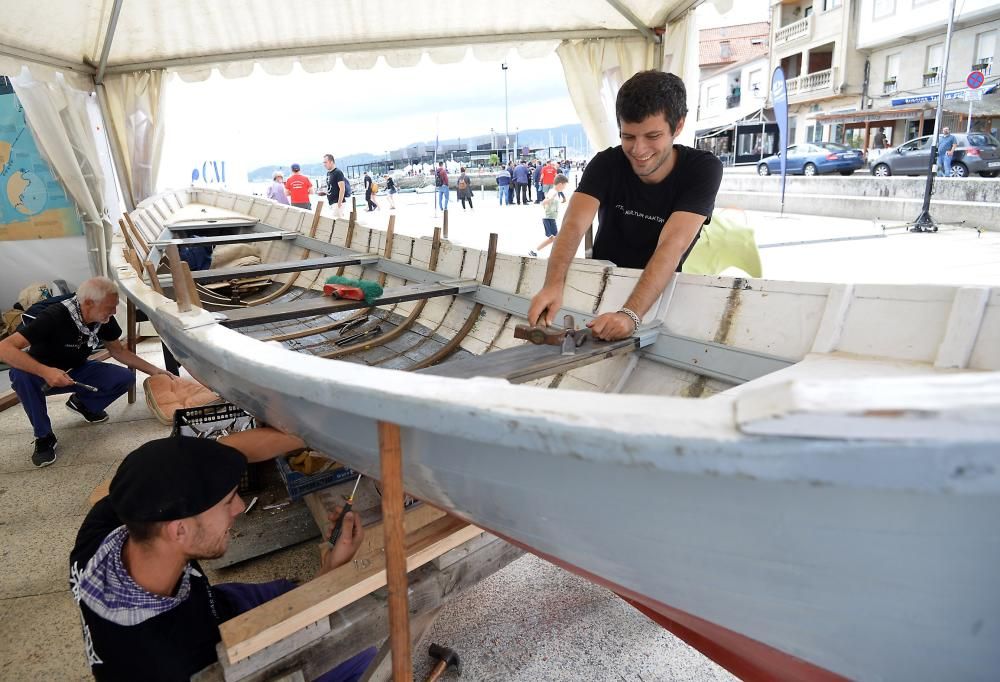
527, 70, 723, 341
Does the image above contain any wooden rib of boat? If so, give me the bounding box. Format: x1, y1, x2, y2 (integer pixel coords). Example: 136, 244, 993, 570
111, 188, 1000, 682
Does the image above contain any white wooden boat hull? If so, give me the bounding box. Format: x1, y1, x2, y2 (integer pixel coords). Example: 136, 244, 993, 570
112, 189, 1000, 681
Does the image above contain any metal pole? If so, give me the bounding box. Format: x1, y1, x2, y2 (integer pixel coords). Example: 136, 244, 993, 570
967, 96, 973, 134
502, 63, 510, 163
909, 0, 957, 232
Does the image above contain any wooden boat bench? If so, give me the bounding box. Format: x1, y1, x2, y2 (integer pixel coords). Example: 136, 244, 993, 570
166, 218, 261, 233
151, 231, 298, 248
190, 254, 380, 285
218, 280, 479, 327
421, 336, 639, 383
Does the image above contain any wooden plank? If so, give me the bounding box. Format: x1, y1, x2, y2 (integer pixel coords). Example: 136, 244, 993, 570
167, 220, 260, 233
219, 515, 481, 664
191, 255, 378, 284
164, 245, 194, 312
420, 336, 639, 383
378, 421, 412, 682
151, 231, 294, 247
219, 282, 473, 328
0, 390, 20, 413
196, 535, 520, 682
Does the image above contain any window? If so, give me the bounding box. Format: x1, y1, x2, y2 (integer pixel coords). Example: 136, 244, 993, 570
707, 84, 722, 110
885, 54, 900, 80
822, 0, 842, 10
975, 31, 996, 73
873, 0, 895, 19
806, 124, 825, 143
926, 43, 943, 73
720, 41, 732, 60
748, 69, 764, 98
911, 0, 936, 6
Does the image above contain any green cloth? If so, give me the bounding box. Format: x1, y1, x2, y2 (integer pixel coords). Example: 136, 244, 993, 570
681, 214, 762, 278
542, 189, 560, 219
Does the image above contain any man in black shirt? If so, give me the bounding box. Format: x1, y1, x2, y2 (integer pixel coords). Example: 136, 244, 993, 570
70, 435, 374, 681
0, 277, 173, 467
321, 153, 347, 216
527, 70, 723, 341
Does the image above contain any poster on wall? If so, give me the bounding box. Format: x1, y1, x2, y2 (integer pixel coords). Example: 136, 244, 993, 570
0, 76, 84, 241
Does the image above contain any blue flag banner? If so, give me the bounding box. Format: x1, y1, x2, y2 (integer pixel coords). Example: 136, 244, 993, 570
770, 67, 789, 212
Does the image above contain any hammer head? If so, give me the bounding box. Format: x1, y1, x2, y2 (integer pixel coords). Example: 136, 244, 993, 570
428, 643, 461, 675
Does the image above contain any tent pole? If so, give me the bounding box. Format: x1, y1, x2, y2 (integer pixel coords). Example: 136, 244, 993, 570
95, 0, 125, 85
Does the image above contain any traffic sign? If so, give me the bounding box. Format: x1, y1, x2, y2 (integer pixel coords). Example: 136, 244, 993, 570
964, 89, 984, 101
967, 71, 985, 89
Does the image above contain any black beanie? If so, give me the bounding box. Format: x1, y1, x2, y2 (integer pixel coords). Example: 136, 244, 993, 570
109, 436, 247, 522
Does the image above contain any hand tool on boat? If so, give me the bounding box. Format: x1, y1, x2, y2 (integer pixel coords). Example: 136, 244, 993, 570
323, 275, 384, 303
425, 643, 461, 682
327, 474, 363, 546
514, 314, 588, 355
41, 378, 100, 394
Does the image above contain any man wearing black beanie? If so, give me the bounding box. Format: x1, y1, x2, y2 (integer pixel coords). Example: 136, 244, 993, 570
69, 436, 375, 681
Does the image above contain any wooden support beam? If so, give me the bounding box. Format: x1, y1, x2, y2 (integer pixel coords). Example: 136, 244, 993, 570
180, 261, 203, 309
151, 231, 295, 248
190, 255, 378, 284
218, 281, 476, 328
379, 421, 412, 682
218, 514, 480, 664
164, 245, 194, 312
420, 336, 638, 383
126, 299, 137, 404
144, 260, 165, 295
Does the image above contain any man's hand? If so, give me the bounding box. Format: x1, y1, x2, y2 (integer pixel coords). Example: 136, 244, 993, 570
527, 285, 563, 327
43, 367, 74, 388
587, 312, 635, 341
320, 507, 364, 574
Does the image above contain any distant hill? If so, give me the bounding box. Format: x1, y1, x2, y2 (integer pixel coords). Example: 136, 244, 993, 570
248, 123, 590, 181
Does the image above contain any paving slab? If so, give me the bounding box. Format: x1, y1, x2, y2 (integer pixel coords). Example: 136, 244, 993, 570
0, 591, 91, 682
0, 512, 87, 599
0, 461, 112, 524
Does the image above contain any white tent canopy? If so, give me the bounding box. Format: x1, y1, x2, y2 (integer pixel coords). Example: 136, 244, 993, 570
0, 0, 708, 276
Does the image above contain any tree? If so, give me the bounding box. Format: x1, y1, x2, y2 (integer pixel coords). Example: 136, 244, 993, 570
489, 153, 499, 167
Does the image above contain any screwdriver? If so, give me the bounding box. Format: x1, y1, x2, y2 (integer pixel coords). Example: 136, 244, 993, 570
327, 474, 362, 546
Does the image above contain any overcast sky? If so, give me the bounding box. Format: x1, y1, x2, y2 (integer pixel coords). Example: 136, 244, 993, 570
157, 0, 771, 187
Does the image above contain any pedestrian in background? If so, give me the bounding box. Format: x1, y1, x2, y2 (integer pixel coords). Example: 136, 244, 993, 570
457, 167, 474, 211
267, 171, 289, 204
385, 174, 397, 210
496, 166, 511, 205
284, 164, 312, 210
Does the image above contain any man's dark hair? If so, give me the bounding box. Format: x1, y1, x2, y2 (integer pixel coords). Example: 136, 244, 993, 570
616, 70, 687, 133
323, 153, 335, 163
125, 520, 165, 543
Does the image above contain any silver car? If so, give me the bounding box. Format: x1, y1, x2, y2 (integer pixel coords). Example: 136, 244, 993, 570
871, 132, 1000, 178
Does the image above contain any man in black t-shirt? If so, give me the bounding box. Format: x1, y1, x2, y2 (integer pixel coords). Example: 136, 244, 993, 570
0, 277, 173, 467
70, 435, 375, 681
321, 153, 347, 216
527, 71, 723, 341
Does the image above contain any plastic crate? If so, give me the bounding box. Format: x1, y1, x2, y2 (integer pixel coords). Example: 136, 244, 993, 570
276, 454, 357, 501
170, 402, 262, 493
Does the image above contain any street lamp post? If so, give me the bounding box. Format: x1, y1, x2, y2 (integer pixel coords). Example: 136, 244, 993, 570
502, 63, 510, 164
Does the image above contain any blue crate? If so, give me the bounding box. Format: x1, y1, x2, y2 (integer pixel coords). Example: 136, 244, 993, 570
276, 454, 357, 501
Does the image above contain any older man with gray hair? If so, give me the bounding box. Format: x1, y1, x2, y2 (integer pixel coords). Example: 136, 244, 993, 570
0, 277, 173, 468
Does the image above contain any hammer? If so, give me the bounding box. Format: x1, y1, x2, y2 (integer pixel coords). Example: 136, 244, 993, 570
425, 642, 461, 681
513, 314, 588, 356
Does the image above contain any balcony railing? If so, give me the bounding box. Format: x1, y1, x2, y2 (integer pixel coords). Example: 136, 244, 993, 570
923, 72, 941, 87
972, 61, 993, 76
882, 80, 898, 94
785, 68, 834, 98
726, 94, 741, 108
775, 15, 812, 46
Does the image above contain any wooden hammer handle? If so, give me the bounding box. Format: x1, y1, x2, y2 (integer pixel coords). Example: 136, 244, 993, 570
425, 659, 448, 682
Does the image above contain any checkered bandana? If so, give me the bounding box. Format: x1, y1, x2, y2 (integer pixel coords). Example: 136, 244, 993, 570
70, 525, 199, 626
61, 296, 102, 351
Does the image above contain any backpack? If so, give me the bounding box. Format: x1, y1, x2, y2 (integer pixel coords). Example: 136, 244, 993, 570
434, 169, 444, 187
458, 178, 467, 190
342, 176, 351, 198
15, 292, 76, 333
370, 181, 379, 194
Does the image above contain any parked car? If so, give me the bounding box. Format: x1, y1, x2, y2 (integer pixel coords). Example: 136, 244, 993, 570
756, 142, 865, 177
870, 132, 1000, 178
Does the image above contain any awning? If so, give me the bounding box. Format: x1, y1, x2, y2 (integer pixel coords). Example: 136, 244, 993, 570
811, 106, 930, 125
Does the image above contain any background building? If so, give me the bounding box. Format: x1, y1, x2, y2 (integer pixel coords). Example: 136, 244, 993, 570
694, 22, 775, 164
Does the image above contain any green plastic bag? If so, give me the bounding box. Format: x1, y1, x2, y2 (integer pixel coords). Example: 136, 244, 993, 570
681, 213, 762, 278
